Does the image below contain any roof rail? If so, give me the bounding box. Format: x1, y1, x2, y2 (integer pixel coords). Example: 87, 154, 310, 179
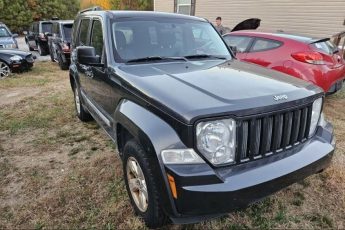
79, 6, 102, 14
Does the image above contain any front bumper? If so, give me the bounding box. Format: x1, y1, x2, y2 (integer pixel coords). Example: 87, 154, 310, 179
164, 123, 334, 220
10, 59, 34, 72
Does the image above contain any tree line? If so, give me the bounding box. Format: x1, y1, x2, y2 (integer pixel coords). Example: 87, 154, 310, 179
0, 0, 153, 33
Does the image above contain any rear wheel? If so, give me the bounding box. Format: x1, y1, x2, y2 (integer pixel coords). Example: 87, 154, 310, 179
0, 61, 11, 79
28, 43, 34, 51
38, 44, 48, 56
58, 53, 69, 70
49, 47, 55, 62
123, 140, 168, 228
73, 85, 92, 122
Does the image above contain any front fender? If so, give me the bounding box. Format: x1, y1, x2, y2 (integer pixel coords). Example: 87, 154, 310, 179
114, 99, 188, 217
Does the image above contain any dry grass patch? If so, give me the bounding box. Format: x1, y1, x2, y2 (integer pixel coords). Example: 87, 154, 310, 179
0, 62, 345, 229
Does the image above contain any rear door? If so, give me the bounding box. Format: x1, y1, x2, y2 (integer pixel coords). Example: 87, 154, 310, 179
244, 37, 283, 67
222, 35, 253, 59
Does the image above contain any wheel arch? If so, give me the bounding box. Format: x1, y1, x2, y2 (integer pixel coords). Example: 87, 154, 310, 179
114, 99, 187, 217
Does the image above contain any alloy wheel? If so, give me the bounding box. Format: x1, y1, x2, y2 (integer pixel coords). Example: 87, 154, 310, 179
0, 61, 11, 79
126, 157, 149, 212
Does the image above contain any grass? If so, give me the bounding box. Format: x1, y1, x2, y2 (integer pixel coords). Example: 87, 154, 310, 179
0, 62, 345, 229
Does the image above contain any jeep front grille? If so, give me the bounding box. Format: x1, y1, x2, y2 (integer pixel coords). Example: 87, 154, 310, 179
236, 103, 312, 162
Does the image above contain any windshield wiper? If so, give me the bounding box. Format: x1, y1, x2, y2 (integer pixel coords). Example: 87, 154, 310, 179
184, 54, 227, 60
126, 56, 188, 63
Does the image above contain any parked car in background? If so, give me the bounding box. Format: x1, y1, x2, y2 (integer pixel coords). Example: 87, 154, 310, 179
223, 31, 345, 94
70, 9, 335, 227
0, 49, 36, 78
25, 20, 54, 56
0, 22, 18, 49
48, 20, 73, 70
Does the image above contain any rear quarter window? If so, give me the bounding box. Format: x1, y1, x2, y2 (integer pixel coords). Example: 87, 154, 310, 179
223, 35, 252, 52
312, 40, 337, 55
250, 38, 282, 52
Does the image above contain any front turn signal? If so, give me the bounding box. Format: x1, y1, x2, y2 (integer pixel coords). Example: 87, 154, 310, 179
167, 173, 177, 199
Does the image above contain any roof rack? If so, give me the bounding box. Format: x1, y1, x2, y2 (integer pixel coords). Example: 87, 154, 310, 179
79, 6, 102, 14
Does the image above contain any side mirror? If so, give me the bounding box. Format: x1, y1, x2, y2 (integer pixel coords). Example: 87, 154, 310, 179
229, 46, 237, 56
12, 33, 19, 38
77, 46, 103, 67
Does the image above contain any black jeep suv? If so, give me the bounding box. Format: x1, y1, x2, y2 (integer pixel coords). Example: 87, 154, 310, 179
48, 20, 73, 70
69, 9, 335, 228
25, 20, 53, 56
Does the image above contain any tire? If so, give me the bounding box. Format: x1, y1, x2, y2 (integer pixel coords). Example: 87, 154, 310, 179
123, 140, 168, 228
0, 61, 11, 79
73, 85, 92, 122
37, 44, 48, 56
58, 53, 69, 70
28, 43, 34, 51
49, 47, 55, 62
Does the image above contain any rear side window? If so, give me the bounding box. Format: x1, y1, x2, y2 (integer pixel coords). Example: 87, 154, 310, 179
250, 38, 282, 52
63, 24, 73, 41
78, 19, 90, 46
90, 20, 104, 56
223, 35, 253, 52
41, 22, 53, 33
52, 23, 60, 35
0, 27, 10, 37
312, 40, 337, 55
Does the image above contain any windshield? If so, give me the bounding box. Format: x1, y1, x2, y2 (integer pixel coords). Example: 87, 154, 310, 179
0, 27, 11, 37
111, 18, 231, 62
63, 24, 73, 41
41, 22, 53, 33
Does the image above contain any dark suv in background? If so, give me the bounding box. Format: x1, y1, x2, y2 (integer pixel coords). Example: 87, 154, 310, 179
70, 9, 335, 228
25, 20, 53, 56
48, 20, 73, 70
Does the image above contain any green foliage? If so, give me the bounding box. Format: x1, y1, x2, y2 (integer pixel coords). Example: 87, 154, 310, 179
0, 0, 80, 33
0, 0, 32, 32
110, 0, 153, 11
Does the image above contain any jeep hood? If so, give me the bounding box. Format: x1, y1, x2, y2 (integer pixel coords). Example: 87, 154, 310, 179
0, 49, 30, 57
118, 60, 322, 124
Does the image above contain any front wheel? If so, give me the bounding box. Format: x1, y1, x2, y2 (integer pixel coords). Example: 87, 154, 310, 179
123, 140, 168, 228
0, 61, 11, 79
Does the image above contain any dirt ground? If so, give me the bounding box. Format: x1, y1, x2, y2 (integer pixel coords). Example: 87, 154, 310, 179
0, 61, 345, 229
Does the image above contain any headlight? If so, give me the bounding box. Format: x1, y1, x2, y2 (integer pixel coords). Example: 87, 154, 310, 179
10, 55, 22, 62
5, 43, 16, 49
161, 149, 205, 164
196, 119, 236, 165
309, 98, 323, 137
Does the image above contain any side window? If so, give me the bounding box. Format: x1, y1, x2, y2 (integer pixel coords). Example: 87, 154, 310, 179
90, 20, 104, 56
78, 19, 90, 46
223, 35, 252, 53
250, 38, 282, 52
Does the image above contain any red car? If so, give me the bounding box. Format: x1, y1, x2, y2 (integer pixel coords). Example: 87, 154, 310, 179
223, 31, 345, 93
